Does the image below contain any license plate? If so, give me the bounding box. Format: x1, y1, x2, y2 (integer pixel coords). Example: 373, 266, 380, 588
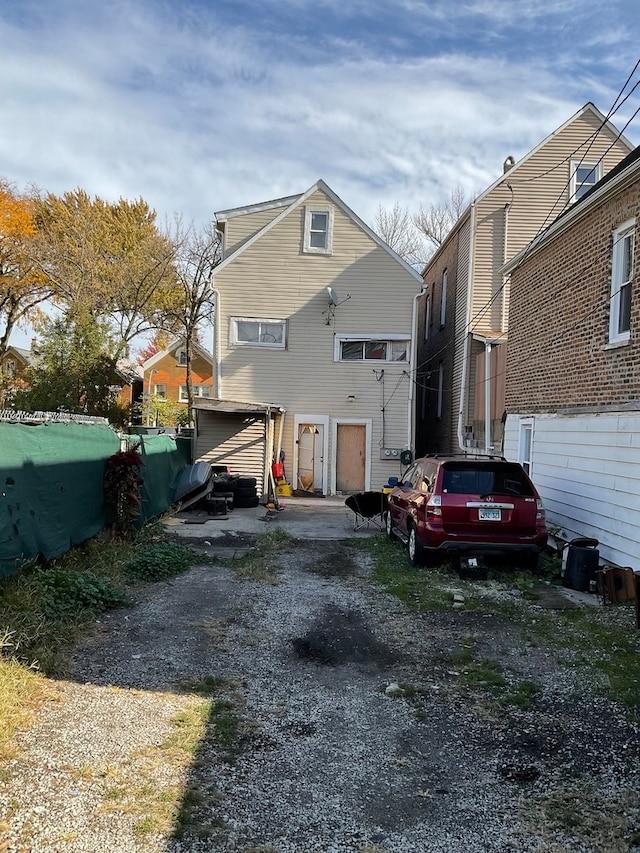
479, 507, 501, 521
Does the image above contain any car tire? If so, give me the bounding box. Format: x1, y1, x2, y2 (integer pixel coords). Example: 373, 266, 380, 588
235, 486, 258, 501
385, 510, 397, 540
234, 494, 260, 509
236, 476, 257, 489
408, 525, 425, 567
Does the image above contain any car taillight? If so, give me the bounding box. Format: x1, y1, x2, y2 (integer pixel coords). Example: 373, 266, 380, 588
426, 494, 442, 518
536, 498, 545, 522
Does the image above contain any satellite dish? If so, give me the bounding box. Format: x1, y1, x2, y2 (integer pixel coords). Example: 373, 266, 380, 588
327, 286, 339, 305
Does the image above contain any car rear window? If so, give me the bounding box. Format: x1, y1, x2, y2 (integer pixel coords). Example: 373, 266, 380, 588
441, 462, 535, 497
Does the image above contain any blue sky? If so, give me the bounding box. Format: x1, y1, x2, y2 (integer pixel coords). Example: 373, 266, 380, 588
2, 0, 640, 346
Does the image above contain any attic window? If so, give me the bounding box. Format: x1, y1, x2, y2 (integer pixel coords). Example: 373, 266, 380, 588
570, 160, 602, 203
303, 207, 333, 255
177, 349, 188, 365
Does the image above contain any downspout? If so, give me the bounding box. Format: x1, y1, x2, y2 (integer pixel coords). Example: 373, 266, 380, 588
408, 285, 424, 453
211, 285, 222, 399
484, 340, 492, 453
457, 203, 476, 451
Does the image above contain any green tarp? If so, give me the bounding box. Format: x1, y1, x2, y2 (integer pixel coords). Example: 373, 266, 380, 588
0, 423, 189, 578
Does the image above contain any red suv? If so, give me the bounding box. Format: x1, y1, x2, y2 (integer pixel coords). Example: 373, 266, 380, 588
385, 455, 547, 568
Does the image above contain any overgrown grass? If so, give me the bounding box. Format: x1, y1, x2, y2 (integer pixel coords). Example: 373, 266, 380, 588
358, 536, 640, 712
0, 525, 208, 768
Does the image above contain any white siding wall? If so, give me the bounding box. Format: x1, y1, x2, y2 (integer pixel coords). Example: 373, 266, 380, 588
214, 187, 420, 493
504, 412, 640, 568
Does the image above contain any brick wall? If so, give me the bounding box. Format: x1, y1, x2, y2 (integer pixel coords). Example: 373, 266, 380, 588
505, 181, 640, 413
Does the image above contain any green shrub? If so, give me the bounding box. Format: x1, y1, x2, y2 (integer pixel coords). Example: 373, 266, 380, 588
33, 567, 128, 620
124, 541, 200, 582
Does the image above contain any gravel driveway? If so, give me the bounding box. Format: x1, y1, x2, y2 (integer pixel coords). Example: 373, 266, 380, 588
2, 533, 640, 853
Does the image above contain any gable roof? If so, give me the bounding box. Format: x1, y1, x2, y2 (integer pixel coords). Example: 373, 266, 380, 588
142, 338, 214, 371
213, 179, 423, 283
4, 345, 34, 364
505, 144, 640, 274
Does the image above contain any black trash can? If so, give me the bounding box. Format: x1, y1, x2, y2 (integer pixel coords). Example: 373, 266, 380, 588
562, 537, 599, 592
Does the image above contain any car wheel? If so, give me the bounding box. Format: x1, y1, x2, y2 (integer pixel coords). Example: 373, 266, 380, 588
385, 510, 397, 540
408, 526, 425, 566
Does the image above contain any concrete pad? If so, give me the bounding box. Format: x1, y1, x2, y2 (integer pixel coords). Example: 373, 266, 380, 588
164, 495, 383, 541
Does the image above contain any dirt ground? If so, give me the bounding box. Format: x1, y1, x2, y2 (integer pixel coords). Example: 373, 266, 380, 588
3, 531, 640, 853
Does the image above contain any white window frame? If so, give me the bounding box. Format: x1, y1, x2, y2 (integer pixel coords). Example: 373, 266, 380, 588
154, 383, 167, 398
229, 317, 287, 349
177, 349, 188, 365
609, 218, 634, 344
570, 160, 602, 203
518, 418, 534, 476
334, 333, 410, 363
179, 384, 211, 402
424, 294, 431, 341
303, 206, 334, 254
5, 359, 16, 377
440, 269, 447, 327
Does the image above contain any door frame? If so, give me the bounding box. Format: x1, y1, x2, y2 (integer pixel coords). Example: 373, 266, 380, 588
293, 414, 329, 496
331, 418, 372, 495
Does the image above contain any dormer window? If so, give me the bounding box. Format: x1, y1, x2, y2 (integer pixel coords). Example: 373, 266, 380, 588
303, 207, 333, 254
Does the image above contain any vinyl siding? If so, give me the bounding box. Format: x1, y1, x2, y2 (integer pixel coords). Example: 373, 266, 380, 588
213, 186, 420, 492
224, 208, 286, 258
504, 412, 640, 568
195, 412, 267, 494
450, 217, 471, 451
471, 111, 632, 336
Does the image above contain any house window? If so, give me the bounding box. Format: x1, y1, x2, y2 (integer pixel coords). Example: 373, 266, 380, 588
179, 384, 211, 401
177, 349, 188, 365
154, 383, 167, 398
437, 362, 444, 418
230, 318, 287, 349
303, 207, 334, 254
424, 294, 431, 340
519, 419, 534, 475
609, 219, 634, 344
440, 269, 447, 327
5, 359, 16, 378
570, 160, 602, 203
335, 335, 409, 362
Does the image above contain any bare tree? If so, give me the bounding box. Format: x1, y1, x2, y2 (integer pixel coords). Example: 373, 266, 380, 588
373, 202, 427, 268
413, 186, 469, 257
162, 219, 221, 425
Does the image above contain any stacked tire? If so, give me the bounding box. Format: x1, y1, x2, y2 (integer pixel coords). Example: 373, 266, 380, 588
211, 474, 260, 509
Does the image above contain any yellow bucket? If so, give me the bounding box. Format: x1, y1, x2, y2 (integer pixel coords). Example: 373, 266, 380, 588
276, 483, 293, 497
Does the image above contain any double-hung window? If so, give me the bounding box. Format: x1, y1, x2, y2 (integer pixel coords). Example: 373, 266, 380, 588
335, 334, 409, 362
230, 317, 287, 349
609, 219, 634, 344
424, 293, 431, 340
570, 160, 602, 203
303, 207, 333, 254
440, 269, 448, 327
179, 384, 211, 401
154, 383, 167, 398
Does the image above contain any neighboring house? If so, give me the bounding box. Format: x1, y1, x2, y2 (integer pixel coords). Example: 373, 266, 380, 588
141, 339, 214, 423
415, 102, 634, 457
114, 359, 143, 415
194, 179, 423, 496
502, 145, 640, 569
0, 343, 36, 406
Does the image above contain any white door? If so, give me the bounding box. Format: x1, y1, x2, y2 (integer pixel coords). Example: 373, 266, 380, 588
296, 422, 325, 494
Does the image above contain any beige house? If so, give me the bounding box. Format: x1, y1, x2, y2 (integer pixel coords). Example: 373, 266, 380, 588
416, 102, 634, 457
193, 179, 423, 496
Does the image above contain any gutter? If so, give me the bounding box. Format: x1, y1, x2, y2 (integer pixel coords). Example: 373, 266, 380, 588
211, 285, 222, 399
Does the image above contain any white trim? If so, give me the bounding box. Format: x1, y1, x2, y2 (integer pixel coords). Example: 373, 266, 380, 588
229, 317, 287, 348
334, 333, 411, 363
440, 268, 448, 327
518, 417, 534, 476
330, 417, 372, 495
142, 338, 213, 371
609, 218, 634, 344
303, 206, 334, 254
570, 159, 602, 203
293, 414, 329, 496
212, 179, 423, 282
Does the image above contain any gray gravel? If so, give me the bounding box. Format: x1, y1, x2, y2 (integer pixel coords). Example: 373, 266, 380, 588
2, 537, 640, 852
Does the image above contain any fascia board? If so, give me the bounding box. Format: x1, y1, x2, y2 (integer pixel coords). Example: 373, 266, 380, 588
215, 194, 301, 223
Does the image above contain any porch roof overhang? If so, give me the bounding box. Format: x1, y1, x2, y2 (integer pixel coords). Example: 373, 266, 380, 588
192, 398, 286, 416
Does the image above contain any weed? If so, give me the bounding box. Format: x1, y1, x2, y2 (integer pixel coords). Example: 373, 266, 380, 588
124, 541, 205, 582
228, 528, 293, 584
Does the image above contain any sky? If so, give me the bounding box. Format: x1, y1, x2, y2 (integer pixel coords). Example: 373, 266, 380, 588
3, 0, 640, 349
